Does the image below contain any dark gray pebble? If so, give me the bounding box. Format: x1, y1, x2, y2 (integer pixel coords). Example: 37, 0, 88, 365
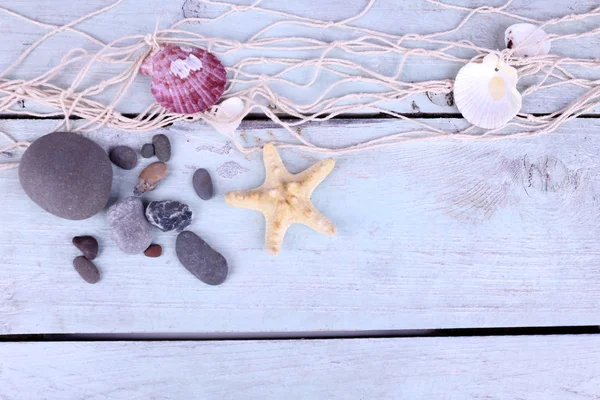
141, 143, 155, 158
192, 168, 214, 200
18, 132, 112, 220
72, 236, 99, 260
146, 200, 192, 232
176, 231, 228, 286
73, 256, 100, 284
109, 146, 137, 170
152, 134, 171, 162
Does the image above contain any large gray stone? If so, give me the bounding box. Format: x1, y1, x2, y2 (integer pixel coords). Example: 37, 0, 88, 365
18, 132, 112, 220
107, 197, 152, 254
176, 231, 228, 286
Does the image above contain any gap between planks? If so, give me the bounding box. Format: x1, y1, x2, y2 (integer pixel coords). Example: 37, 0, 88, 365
0, 325, 599, 342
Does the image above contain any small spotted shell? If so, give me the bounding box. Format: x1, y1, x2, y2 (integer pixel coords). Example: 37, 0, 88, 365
505, 23, 551, 57
146, 45, 227, 114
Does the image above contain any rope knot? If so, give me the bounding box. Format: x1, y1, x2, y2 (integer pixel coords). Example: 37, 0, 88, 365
14, 86, 25, 96
324, 21, 335, 29
144, 33, 161, 52
62, 88, 74, 99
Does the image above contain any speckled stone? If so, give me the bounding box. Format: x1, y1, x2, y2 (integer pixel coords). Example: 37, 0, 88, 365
144, 244, 162, 258
145, 200, 192, 232
109, 146, 138, 170
141, 143, 155, 158
72, 236, 99, 261
176, 231, 228, 286
192, 168, 214, 200
73, 256, 100, 284
152, 134, 171, 162
18, 132, 112, 220
107, 197, 153, 254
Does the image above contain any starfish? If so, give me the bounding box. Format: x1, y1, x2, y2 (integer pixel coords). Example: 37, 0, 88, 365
225, 143, 337, 255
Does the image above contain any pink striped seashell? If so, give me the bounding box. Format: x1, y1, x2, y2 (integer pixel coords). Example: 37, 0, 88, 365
140, 54, 153, 76
148, 45, 227, 114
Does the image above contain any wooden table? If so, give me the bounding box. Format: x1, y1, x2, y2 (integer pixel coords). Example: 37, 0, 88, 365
1, 0, 599, 398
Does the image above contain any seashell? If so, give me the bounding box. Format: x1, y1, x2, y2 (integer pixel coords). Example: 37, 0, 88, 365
504, 23, 550, 57
148, 45, 227, 114
206, 97, 246, 135
454, 53, 522, 129
140, 54, 153, 76
426, 91, 454, 107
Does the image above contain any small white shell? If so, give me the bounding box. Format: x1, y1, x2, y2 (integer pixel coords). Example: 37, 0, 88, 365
454, 54, 522, 129
504, 23, 551, 57
207, 97, 246, 135
426, 91, 454, 107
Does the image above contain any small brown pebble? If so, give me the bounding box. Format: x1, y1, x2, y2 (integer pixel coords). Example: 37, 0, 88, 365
134, 162, 168, 196
73, 256, 100, 284
144, 244, 162, 258
72, 236, 99, 260
141, 143, 155, 158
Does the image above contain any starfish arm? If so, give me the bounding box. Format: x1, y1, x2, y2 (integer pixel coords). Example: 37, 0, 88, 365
225, 189, 266, 212
294, 158, 335, 194
262, 143, 287, 184
264, 214, 292, 256
296, 204, 337, 236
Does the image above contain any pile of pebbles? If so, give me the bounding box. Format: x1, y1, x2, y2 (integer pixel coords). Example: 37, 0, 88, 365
17, 131, 227, 286
106, 134, 227, 286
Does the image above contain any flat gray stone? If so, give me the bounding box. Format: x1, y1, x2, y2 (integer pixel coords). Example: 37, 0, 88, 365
192, 168, 214, 200
152, 134, 171, 162
176, 231, 228, 286
18, 132, 112, 220
73, 256, 100, 284
107, 197, 153, 254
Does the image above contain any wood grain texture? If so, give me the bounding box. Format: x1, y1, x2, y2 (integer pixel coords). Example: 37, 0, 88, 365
2, 118, 600, 334
1, 335, 600, 399
1, 0, 598, 115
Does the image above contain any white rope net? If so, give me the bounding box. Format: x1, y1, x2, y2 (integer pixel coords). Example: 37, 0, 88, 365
0, 0, 599, 171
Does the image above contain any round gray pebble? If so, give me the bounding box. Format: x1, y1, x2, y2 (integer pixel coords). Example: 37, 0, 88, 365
192, 169, 214, 200
176, 231, 228, 286
152, 134, 171, 162
141, 143, 155, 158
73, 256, 100, 284
18, 132, 112, 220
109, 146, 137, 170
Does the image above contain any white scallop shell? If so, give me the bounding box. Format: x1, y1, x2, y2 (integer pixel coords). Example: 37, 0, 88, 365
206, 97, 246, 135
504, 23, 550, 57
454, 54, 522, 129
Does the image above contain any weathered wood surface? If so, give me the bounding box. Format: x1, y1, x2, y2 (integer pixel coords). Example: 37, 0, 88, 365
1, 0, 598, 115
2, 118, 600, 334
1, 335, 599, 399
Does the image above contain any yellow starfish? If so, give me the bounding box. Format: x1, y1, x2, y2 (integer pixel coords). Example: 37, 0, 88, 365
225, 143, 337, 255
